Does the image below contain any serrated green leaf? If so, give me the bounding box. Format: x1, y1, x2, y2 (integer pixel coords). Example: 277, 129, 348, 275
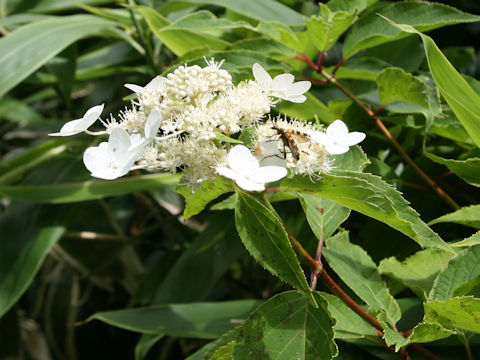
326, 57, 391, 81
331, 145, 370, 172
379, 249, 454, 300
383, 327, 409, 352
384, 19, 480, 148
0, 14, 116, 97
176, 176, 233, 219
376, 67, 429, 108
281, 172, 453, 252
255, 21, 302, 51
452, 231, 480, 248
89, 300, 261, 338
408, 321, 455, 343
425, 296, 480, 333
343, 2, 480, 58
306, 4, 357, 52
429, 205, 480, 229
233, 291, 337, 359
235, 191, 312, 299
323, 232, 401, 325
320, 292, 377, 339
299, 194, 350, 241
429, 245, 480, 301
0, 203, 65, 317
0, 173, 181, 203
327, 0, 377, 14
425, 152, 480, 187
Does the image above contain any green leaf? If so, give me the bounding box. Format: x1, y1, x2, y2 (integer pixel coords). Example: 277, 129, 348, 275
0, 139, 68, 185
379, 249, 454, 300
0, 173, 181, 203
136, 8, 233, 57
299, 194, 350, 241
0, 203, 65, 317
46, 44, 77, 104
408, 321, 455, 343
278, 92, 338, 123
214, 131, 243, 144
327, 0, 378, 14
376, 67, 429, 108
281, 172, 453, 253
330, 145, 370, 172
320, 292, 377, 339
323, 232, 401, 325
383, 327, 409, 352
429, 205, 480, 229
89, 300, 261, 338
425, 152, 480, 187
429, 245, 480, 301
343, 2, 480, 58
176, 176, 233, 219
384, 19, 480, 148
158, 0, 304, 26
425, 296, 480, 333
451, 231, 480, 248
255, 21, 302, 51
235, 191, 312, 299
326, 57, 391, 81
0, 14, 116, 97
233, 291, 337, 359
306, 4, 357, 52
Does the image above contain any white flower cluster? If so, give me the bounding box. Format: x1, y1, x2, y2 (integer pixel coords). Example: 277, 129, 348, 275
49, 59, 365, 191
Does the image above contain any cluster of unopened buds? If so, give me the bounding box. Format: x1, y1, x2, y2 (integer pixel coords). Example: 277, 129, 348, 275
50, 59, 366, 191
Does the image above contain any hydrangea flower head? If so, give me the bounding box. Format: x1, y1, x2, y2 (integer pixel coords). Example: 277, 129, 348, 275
215, 145, 287, 191
49, 104, 104, 136
252, 63, 311, 103
309, 120, 366, 155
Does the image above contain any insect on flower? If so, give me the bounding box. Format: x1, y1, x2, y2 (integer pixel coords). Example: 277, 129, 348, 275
271, 124, 310, 162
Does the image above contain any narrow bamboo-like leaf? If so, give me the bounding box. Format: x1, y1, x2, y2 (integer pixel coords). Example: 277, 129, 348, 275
306, 4, 357, 52
0, 203, 65, 317
0, 139, 68, 185
30, 0, 117, 13
0, 15, 116, 97
89, 300, 261, 338
323, 232, 401, 325
379, 249, 454, 300
343, 2, 480, 57
384, 19, 480, 147
376, 67, 429, 108
321, 292, 377, 339
425, 296, 480, 333
429, 245, 480, 301
429, 205, 480, 229
176, 176, 233, 219
235, 191, 312, 298
425, 152, 480, 187
282, 172, 453, 253
158, 0, 304, 26
0, 173, 181, 203
233, 291, 337, 359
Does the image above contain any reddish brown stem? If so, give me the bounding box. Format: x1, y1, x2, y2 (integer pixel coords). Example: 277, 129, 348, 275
316, 52, 325, 72
332, 58, 346, 75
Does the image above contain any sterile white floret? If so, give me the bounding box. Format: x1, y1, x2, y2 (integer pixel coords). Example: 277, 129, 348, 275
49, 104, 104, 136
309, 119, 366, 155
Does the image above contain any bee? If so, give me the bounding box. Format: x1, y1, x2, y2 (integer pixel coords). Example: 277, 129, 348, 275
271, 124, 310, 162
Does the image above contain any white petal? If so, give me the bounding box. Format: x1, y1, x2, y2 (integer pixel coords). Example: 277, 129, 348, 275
108, 127, 131, 166
326, 120, 349, 139
284, 94, 307, 103
287, 81, 311, 96
309, 131, 331, 146
215, 167, 242, 181
271, 73, 295, 89
79, 104, 104, 130
325, 143, 350, 155
49, 119, 83, 136
145, 76, 166, 91
83, 143, 111, 175
236, 178, 265, 192
128, 134, 145, 152
124, 83, 143, 93
227, 145, 259, 176
341, 131, 366, 146
252, 166, 287, 183
252, 63, 272, 88
144, 110, 162, 140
